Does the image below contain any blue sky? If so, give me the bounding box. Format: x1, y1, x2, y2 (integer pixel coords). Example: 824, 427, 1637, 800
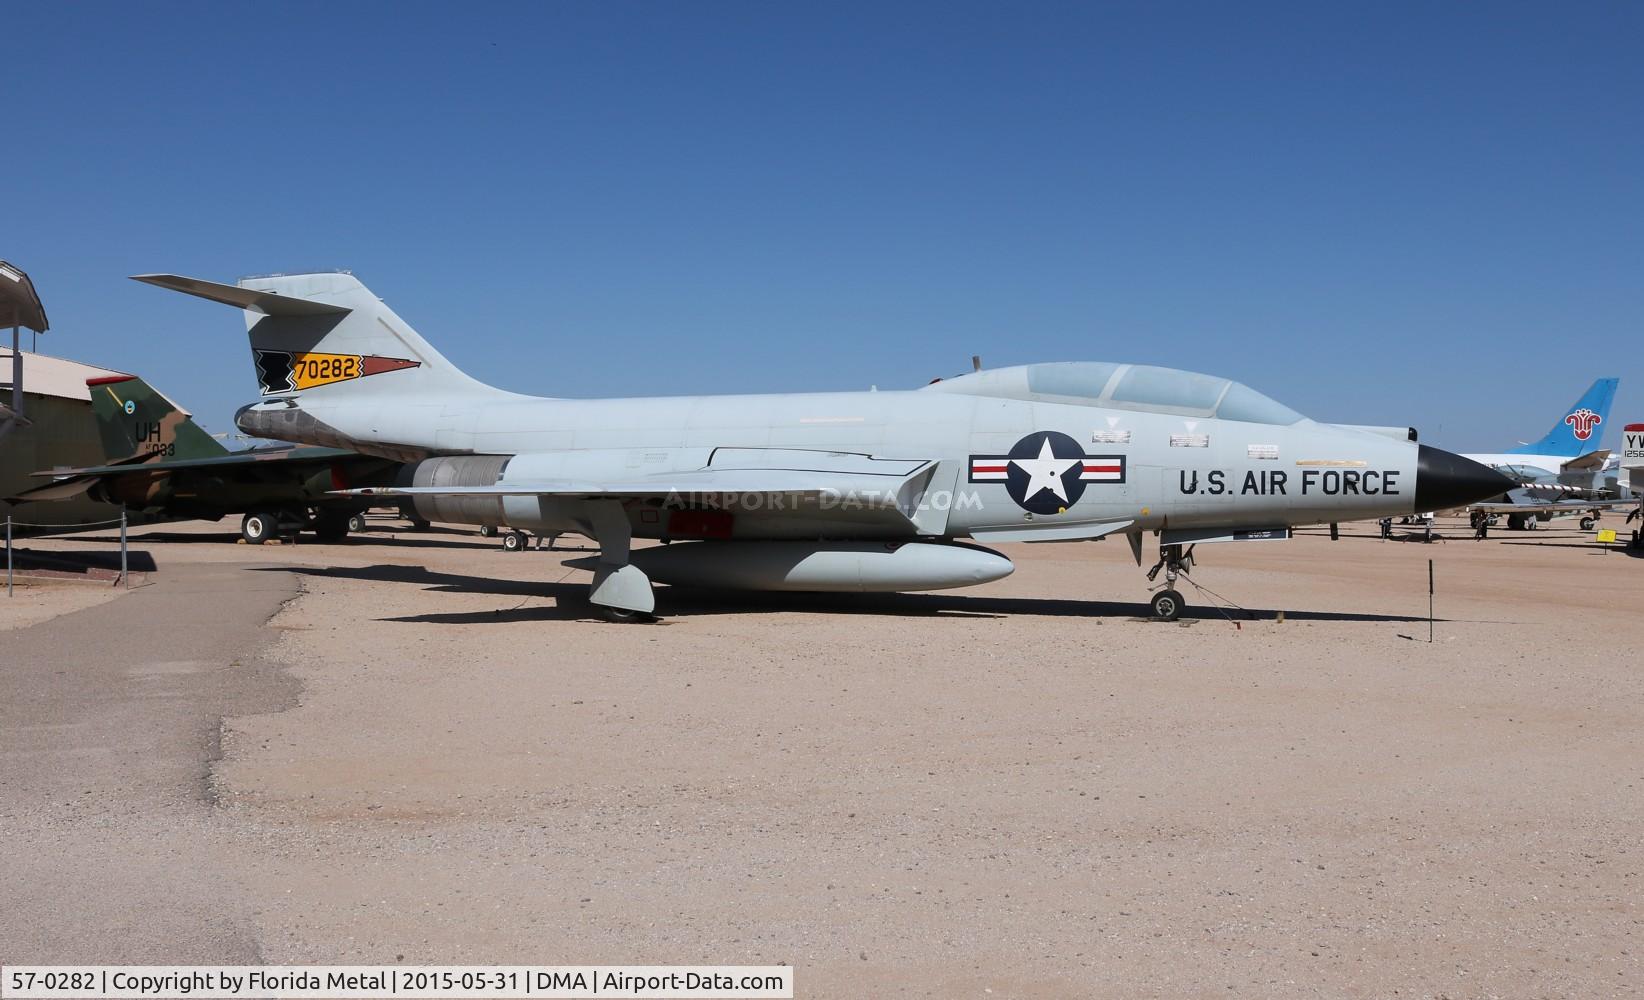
8, 2, 1640, 451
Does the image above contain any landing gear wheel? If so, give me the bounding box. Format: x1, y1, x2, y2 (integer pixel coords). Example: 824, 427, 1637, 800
595, 605, 649, 623
1151, 589, 1185, 621
241, 511, 276, 545
502, 530, 528, 552
479, 524, 497, 538
347, 513, 368, 534
1580, 517, 1596, 531
312, 513, 349, 543
408, 516, 432, 532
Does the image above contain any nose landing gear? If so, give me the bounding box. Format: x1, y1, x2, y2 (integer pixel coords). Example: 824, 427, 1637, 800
1145, 543, 1194, 621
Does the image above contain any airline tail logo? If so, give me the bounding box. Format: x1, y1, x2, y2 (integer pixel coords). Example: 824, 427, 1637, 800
254, 350, 420, 394
1565, 408, 1603, 441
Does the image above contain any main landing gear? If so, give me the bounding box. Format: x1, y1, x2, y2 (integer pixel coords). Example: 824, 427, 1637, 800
585, 499, 656, 623
1145, 543, 1194, 621
241, 508, 369, 545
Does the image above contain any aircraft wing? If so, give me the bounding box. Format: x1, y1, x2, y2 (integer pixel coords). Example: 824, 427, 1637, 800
32, 445, 367, 479
1468, 499, 1635, 515
336, 466, 931, 501
336, 456, 945, 528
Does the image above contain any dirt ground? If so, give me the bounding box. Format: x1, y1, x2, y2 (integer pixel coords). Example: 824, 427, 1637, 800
3, 514, 1640, 997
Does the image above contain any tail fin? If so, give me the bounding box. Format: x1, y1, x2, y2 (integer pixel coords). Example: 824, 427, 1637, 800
130, 271, 499, 401
1507, 378, 1619, 457
86, 374, 228, 462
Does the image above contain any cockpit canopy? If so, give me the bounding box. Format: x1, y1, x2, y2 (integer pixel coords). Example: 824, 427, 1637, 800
1489, 463, 1555, 485
922, 362, 1307, 425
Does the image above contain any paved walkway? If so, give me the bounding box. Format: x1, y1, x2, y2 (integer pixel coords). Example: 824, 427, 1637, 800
0, 562, 298, 962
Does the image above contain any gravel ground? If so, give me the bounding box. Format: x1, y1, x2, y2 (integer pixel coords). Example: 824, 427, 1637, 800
0, 580, 122, 631
3, 517, 1640, 997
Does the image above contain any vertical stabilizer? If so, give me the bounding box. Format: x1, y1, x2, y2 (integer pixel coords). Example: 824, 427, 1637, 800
131, 271, 504, 402
86, 374, 228, 462
1506, 378, 1619, 457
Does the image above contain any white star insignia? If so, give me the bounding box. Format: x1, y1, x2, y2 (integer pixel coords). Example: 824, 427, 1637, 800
1011, 437, 1080, 503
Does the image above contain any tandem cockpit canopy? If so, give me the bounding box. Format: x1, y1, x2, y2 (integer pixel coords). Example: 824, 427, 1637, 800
922, 361, 1307, 425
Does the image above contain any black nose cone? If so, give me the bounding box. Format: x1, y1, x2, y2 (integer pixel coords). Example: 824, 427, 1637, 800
1414, 445, 1514, 511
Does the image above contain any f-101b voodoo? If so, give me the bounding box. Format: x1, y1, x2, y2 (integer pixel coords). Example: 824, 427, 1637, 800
135, 271, 1509, 621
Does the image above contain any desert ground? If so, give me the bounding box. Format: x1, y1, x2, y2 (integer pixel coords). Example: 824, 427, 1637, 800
2, 514, 1640, 998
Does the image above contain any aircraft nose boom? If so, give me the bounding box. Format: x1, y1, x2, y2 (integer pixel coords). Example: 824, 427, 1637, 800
1413, 445, 1513, 512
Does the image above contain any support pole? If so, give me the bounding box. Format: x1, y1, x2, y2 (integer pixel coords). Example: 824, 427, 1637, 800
120, 508, 129, 588
9, 323, 20, 425
1427, 559, 1434, 644
6, 515, 12, 597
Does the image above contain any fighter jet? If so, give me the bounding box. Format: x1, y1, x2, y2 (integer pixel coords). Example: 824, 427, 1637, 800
12, 373, 402, 542
135, 270, 1510, 621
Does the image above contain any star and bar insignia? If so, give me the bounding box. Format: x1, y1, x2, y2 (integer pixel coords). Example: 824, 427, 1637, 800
969, 430, 1126, 514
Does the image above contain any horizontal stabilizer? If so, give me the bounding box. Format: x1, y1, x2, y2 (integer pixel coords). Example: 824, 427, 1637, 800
1560, 449, 1611, 472
130, 274, 352, 317
8, 476, 98, 503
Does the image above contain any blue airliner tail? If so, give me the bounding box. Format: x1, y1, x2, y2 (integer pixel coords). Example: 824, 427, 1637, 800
1506, 378, 1619, 457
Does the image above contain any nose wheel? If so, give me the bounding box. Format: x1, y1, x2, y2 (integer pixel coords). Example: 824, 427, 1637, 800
1150, 588, 1185, 621
1145, 543, 1194, 621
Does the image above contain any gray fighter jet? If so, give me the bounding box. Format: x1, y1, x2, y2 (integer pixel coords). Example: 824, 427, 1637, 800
135, 271, 1510, 621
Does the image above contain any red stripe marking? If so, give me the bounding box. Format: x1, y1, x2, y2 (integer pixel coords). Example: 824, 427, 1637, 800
85, 375, 136, 386
1082, 464, 1122, 473
972, 464, 1009, 473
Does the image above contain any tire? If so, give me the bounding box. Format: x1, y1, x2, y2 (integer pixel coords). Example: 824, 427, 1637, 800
1580, 517, 1595, 531
408, 516, 432, 532
241, 511, 276, 545
502, 530, 526, 552
1150, 589, 1185, 621
596, 605, 648, 623
347, 513, 368, 534
479, 524, 497, 538
312, 516, 349, 544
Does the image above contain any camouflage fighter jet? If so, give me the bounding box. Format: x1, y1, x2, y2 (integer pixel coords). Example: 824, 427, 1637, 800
13, 373, 402, 543
135, 271, 1510, 620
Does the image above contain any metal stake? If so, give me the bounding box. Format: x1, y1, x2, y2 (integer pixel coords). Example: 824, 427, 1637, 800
1427, 559, 1434, 644
6, 515, 12, 597
120, 508, 129, 588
